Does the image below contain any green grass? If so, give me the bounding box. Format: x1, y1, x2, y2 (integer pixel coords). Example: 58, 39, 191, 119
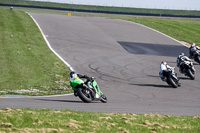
1, 0, 200, 17
0, 108, 199, 132
120, 17, 200, 44
0, 8, 72, 96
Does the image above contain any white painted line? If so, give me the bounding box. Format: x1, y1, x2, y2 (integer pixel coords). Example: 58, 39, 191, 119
119, 19, 189, 48
0, 93, 73, 99
27, 12, 75, 71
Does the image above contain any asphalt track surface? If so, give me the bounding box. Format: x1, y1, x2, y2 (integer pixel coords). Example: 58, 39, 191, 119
1, 13, 200, 116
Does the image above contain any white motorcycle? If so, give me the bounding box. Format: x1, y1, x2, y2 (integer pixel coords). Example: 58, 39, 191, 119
162, 67, 181, 88
179, 61, 195, 80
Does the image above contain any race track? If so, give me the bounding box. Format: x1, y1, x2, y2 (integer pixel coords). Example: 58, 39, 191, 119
0, 13, 200, 116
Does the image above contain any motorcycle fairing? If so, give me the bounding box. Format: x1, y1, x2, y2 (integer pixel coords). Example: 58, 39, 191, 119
70, 78, 84, 88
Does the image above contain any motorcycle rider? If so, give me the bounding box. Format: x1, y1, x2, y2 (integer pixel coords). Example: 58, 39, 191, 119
176, 53, 191, 73
189, 43, 200, 58
159, 61, 181, 86
70, 71, 95, 97
159, 61, 174, 81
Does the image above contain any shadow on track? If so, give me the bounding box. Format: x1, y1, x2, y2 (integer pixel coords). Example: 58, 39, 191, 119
35, 99, 101, 103
147, 75, 159, 78
35, 99, 83, 103
179, 77, 192, 80
130, 83, 171, 88
118, 41, 189, 57
193, 63, 200, 66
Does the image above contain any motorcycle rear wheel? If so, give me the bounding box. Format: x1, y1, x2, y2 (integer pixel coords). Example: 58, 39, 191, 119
77, 88, 92, 103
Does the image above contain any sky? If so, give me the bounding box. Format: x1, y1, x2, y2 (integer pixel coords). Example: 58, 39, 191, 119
32, 0, 200, 10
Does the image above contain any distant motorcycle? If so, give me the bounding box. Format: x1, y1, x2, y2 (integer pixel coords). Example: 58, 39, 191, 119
193, 50, 200, 64
70, 77, 107, 103
179, 61, 195, 80
163, 67, 181, 88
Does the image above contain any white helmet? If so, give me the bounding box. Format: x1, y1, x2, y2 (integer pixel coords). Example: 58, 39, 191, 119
191, 43, 196, 47
161, 61, 167, 65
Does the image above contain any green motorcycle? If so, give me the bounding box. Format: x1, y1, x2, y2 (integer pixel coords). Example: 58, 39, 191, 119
70, 73, 107, 103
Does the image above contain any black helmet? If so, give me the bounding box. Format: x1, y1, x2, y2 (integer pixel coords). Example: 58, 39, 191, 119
179, 52, 184, 56
70, 71, 77, 78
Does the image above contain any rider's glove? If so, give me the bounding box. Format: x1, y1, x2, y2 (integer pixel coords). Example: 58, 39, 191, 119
91, 77, 95, 82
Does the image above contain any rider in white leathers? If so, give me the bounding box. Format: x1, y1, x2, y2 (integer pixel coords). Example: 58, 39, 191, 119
159, 61, 174, 81
177, 53, 191, 73
189, 43, 200, 58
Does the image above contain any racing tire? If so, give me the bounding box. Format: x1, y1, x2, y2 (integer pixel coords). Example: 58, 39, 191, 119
100, 94, 107, 103
197, 56, 200, 64
167, 76, 178, 88
187, 69, 195, 80
77, 88, 92, 103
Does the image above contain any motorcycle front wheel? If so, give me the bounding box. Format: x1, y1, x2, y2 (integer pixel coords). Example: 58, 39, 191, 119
100, 94, 107, 103
77, 88, 92, 103
167, 76, 178, 88
187, 69, 195, 80
197, 56, 200, 64
194, 55, 200, 64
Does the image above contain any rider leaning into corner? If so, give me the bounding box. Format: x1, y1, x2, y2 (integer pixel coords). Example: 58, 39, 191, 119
176, 53, 191, 73
159, 61, 181, 87
189, 43, 200, 58
159, 61, 174, 81
70, 71, 95, 97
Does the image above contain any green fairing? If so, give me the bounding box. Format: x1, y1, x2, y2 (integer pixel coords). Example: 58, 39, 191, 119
92, 80, 101, 96
70, 79, 101, 96
70, 79, 84, 88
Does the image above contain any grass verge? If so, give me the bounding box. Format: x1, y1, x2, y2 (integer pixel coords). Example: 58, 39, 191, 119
120, 17, 200, 44
0, 108, 199, 132
0, 8, 72, 96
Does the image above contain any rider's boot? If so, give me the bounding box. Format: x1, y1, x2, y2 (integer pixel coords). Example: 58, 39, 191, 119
94, 93, 100, 99
74, 90, 78, 97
